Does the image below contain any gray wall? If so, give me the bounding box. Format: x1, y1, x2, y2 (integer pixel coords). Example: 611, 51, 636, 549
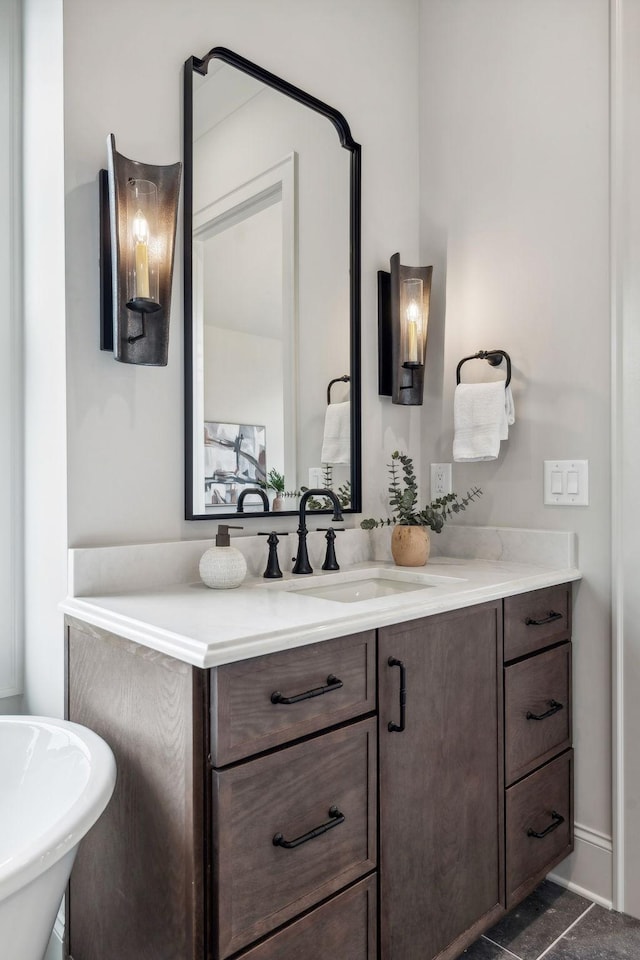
62, 0, 424, 548
418, 0, 612, 902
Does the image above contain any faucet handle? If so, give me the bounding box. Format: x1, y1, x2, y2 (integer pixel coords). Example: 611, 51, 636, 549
321, 528, 340, 572
259, 530, 288, 579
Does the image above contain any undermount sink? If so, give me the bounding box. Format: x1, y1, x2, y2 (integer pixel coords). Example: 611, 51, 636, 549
261, 567, 466, 604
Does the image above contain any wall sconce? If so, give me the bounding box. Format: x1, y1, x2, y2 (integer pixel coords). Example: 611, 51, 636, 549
378, 253, 432, 405
100, 134, 181, 365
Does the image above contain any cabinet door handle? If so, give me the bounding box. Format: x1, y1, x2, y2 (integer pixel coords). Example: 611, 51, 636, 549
272, 806, 345, 848
526, 699, 564, 721
271, 674, 343, 705
387, 656, 406, 733
527, 810, 565, 839
524, 611, 563, 626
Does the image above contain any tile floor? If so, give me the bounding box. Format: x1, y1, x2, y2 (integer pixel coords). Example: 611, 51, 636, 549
461, 880, 640, 960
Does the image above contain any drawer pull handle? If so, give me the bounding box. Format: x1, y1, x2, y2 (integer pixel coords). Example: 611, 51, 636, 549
527, 810, 565, 839
271, 674, 343, 705
527, 700, 564, 721
524, 611, 563, 626
388, 656, 406, 733
273, 806, 345, 849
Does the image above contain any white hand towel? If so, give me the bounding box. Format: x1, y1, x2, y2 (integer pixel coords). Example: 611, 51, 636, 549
321, 401, 351, 465
453, 382, 515, 462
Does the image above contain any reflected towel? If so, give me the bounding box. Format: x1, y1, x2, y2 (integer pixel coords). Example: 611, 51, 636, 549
453, 382, 515, 462
321, 401, 351, 465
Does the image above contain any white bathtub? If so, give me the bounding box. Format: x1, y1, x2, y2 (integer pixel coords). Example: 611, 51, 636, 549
0, 716, 116, 960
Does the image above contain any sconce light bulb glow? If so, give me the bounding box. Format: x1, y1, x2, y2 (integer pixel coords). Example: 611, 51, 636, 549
406, 299, 420, 323
132, 208, 151, 299
133, 209, 149, 245
406, 300, 422, 364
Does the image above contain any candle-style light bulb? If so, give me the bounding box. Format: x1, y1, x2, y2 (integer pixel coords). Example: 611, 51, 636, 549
406, 299, 420, 364
133, 208, 150, 299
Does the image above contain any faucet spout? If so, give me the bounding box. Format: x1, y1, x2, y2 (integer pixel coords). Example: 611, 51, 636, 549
236, 488, 269, 513
292, 488, 343, 575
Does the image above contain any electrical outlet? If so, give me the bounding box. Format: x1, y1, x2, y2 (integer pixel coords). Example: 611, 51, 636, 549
430, 463, 453, 498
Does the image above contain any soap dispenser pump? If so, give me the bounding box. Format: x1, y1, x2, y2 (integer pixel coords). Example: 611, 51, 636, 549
199, 525, 247, 589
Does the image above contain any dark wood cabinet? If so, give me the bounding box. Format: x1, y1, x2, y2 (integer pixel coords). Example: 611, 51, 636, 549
502, 585, 574, 911
376, 584, 574, 960
66, 625, 207, 960
378, 602, 505, 960
66, 621, 376, 960
65, 581, 573, 960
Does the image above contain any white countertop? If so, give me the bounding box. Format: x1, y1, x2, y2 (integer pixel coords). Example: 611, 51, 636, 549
61, 556, 581, 669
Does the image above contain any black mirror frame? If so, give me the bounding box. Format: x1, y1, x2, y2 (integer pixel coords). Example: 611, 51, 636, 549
183, 47, 361, 521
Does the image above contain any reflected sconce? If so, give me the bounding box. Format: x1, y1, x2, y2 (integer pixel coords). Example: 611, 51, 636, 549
378, 253, 432, 405
100, 134, 182, 365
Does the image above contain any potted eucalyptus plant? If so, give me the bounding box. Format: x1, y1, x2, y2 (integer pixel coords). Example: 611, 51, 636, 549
360, 451, 482, 566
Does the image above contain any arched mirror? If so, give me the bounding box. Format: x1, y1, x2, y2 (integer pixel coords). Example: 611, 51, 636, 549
184, 47, 361, 520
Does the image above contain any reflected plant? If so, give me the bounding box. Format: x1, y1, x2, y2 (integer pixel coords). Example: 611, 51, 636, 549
264, 469, 285, 494
260, 465, 352, 510
303, 464, 351, 510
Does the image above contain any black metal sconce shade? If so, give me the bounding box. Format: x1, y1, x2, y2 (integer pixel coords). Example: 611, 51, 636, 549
100, 134, 182, 365
378, 253, 432, 405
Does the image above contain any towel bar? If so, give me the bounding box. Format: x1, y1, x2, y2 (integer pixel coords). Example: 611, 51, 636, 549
456, 350, 511, 388
327, 374, 350, 405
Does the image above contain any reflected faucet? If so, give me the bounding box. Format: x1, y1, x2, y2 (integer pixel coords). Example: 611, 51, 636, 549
236, 488, 269, 513
292, 489, 343, 575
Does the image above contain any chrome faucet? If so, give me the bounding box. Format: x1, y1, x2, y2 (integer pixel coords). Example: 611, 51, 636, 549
292, 489, 343, 575
236, 488, 269, 513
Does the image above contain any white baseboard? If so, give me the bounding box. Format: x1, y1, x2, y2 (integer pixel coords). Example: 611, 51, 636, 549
547, 822, 613, 909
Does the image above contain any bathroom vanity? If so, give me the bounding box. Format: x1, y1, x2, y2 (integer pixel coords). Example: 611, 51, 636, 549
62, 536, 577, 960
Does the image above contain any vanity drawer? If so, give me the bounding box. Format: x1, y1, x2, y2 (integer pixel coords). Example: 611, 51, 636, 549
237, 875, 377, 960
505, 750, 573, 908
210, 630, 375, 765
212, 718, 377, 958
505, 643, 572, 785
504, 584, 571, 661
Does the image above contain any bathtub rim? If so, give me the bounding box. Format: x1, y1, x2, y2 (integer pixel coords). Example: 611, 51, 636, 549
0, 715, 116, 903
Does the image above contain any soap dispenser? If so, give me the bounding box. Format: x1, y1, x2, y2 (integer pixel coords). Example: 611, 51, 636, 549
199, 525, 247, 589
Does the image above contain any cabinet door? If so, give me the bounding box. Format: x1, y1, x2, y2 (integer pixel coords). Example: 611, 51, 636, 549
378, 603, 504, 960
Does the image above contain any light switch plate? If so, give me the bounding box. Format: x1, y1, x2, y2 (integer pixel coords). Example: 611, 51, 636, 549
309, 467, 324, 488
543, 460, 589, 506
